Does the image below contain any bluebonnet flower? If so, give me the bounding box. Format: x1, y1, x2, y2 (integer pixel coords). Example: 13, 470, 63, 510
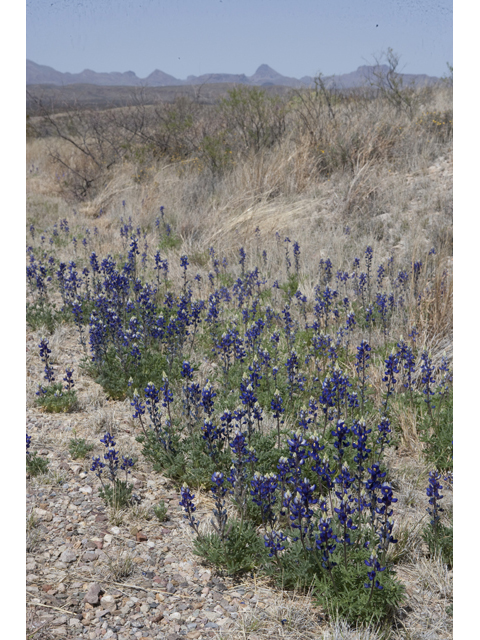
396, 339, 415, 392
250, 472, 278, 529
365, 463, 386, 529
63, 367, 74, 391
179, 484, 199, 533
419, 351, 436, 415
264, 529, 287, 558
316, 516, 338, 572
364, 246, 373, 299
239, 247, 246, 274
201, 381, 216, 417
351, 419, 372, 473
375, 293, 389, 339
26, 432, 32, 454
364, 550, 385, 593
331, 419, 350, 464
284, 237, 291, 273
293, 241, 300, 273
210, 472, 230, 540
376, 417, 391, 454
383, 351, 400, 409
201, 419, 225, 460
270, 389, 285, 448
130, 389, 146, 433
375, 483, 398, 560
286, 486, 317, 547
285, 350, 305, 400
100, 432, 116, 448
38, 338, 55, 384
426, 471, 444, 530
377, 264, 386, 289
91, 456, 105, 478
228, 430, 257, 516
120, 456, 135, 479
285, 432, 309, 485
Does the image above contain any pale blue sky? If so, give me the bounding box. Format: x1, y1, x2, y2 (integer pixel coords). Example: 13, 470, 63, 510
26, 0, 452, 79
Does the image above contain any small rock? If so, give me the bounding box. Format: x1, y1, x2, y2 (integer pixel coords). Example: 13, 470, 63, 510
100, 594, 116, 610
82, 551, 97, 562
204, 611, 219, 621
84, 583, 102, 605
136, 530, 148, 542
34, 508, 53, 522
90, 538, 103, 549
60, 549, 77, 563
111, 526, 121, 535
79, 486, 92, 494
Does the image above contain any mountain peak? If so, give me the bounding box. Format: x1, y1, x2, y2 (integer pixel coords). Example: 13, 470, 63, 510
253, 64, 281, 78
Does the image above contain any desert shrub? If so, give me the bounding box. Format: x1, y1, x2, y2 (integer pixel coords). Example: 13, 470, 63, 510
193, 518, 267, 575
36, 382, 78, 413
69, 435, 95, 460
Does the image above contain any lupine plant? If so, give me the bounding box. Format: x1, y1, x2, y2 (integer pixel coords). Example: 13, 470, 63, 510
27, 211, 452, 626
422, 471, 453, 568
35, 340, 78, 413
90, 433, 136, 508
26, 432, 49, 476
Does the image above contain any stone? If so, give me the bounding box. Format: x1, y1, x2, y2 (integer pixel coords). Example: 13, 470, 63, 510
34, 508, 53, 522
204, 611, 219, 621
136, 531, 148, 542
60, 549, 77, 563
111, 526, 121, 535
82, 551, 97, 562
84, 583, 102, 605
152, 611, 164, 623
101, 595, 117, 610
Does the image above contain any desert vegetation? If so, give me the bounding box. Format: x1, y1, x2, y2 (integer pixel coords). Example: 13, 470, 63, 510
26, 67, 452, 639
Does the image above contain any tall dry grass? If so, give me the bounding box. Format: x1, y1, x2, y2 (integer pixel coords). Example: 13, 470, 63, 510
27, 82, 452, 356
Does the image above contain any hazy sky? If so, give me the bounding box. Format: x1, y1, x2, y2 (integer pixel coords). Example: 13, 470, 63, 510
26, 0, 452, 79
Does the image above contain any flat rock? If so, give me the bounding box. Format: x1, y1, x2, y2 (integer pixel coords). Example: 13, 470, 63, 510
84, 583, 102, 605
59, 549, 77, 563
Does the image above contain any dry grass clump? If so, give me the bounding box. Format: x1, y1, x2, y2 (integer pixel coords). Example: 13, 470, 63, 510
27, 82, 452, 272
217, 587, 387, 640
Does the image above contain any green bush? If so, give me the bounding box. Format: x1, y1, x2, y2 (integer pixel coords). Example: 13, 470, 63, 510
313, 548, 405, 627
35, 383, 78, 413
69, 435, 94, 460
153, 501, 169, 522
26, 300, 69, 333
26, 452, 49, 477
193, 518, 267, 575
99, 480, 134, 509
422, 521, 453, 569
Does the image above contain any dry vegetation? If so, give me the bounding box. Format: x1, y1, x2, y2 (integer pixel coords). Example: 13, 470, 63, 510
26, 76, 452, 639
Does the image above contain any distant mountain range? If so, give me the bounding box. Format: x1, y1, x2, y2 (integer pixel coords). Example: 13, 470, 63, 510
26, 60, 439, 89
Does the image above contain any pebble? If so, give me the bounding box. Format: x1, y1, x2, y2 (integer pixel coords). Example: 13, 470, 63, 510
59, 549, 77, 563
